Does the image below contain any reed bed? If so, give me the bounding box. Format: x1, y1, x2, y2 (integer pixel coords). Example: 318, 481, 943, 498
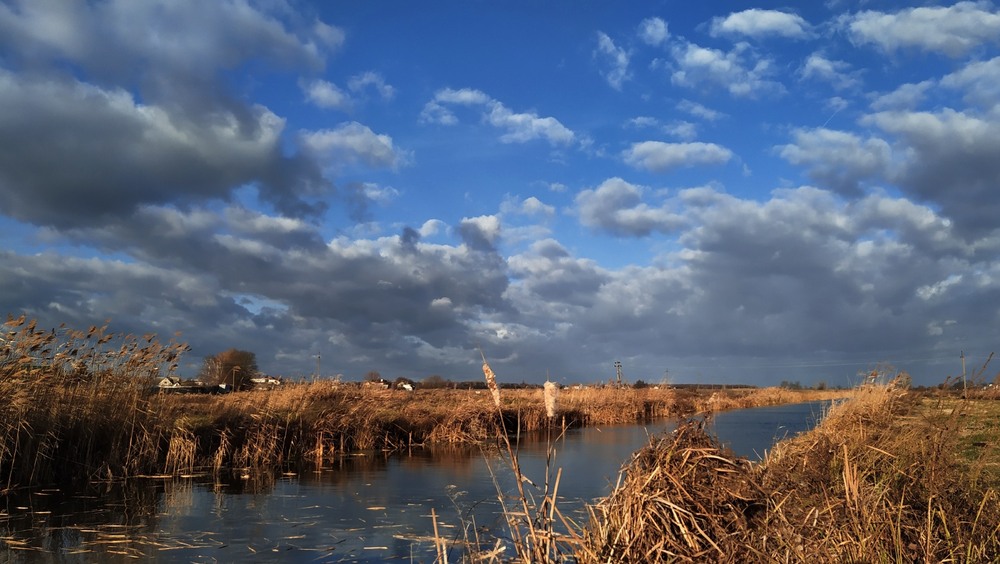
574, 384, 1000, 563
2, 316, 850, 491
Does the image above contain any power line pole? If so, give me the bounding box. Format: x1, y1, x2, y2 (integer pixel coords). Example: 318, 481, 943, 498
961, 350, 966, 396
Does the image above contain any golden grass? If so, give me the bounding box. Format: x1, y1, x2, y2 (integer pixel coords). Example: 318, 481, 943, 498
573, 385, 1000, 563
1, 316, 852, 491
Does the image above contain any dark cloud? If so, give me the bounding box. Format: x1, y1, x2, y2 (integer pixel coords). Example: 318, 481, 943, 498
777, 128, 890, 197
0, 1, 338, 228
0, 72, 329, 227
868, 109, 1000, 238
457, 216, 501, 252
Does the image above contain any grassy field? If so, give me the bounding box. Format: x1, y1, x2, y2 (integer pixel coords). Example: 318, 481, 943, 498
915, 392, 1000, 489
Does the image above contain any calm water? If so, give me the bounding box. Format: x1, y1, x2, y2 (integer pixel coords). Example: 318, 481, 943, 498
0, 401, 831, 562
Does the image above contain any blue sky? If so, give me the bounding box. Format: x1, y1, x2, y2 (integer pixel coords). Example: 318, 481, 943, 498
2, 1, 1000, 387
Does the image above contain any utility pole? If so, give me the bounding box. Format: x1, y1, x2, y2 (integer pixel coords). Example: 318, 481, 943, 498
961, 350, 966, 395
315, 353, 321, 383
614, 360, 623, 388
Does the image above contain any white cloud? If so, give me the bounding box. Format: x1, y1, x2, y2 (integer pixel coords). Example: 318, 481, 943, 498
871, 81, 933, 111
0, 0, 334, 84
623, 141, 733, 172
638, 17, 669, 46
800, 54, 860, 90
595, 32, 630, 90
300, 122, 403, 169
917, 275, 963, 300
304, 79, 351, 110
360, 182, 400, 204
418, 219, 446, 238
348, 71, 395, 100
677, 99, 725, 121
576, 177, 685, 236
845, 2, 1000, 57
670, 42, 784, 97
502, 195, 555, 218
420, 88, 575, 145
710, 9, 810, 39
626, 116, 659, 128
664, 121, 698, 141
458, 215, 502, 250
312, 20, 346, 50
306, 72, 395, 110
940, 56, 1000, 107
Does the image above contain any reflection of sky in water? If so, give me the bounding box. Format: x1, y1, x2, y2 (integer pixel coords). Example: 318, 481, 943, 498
710, 400, 833, 459
1, 401, 830, 562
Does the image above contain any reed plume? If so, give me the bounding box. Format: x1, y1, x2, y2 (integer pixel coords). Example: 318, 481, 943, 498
543, 381, 558, 418
481, 352, 501, 409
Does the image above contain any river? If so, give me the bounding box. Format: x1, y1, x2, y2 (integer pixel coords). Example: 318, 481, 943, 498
0, 400, 831, 562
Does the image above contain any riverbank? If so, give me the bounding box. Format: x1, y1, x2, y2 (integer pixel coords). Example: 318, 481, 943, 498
2, 318, 855, 490
573, 385, 1000, 562
0, 372, 848, 491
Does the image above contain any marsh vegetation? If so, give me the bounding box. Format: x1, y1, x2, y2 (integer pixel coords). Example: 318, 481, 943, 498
0, 317, 843, 492
10, 317, 990, 562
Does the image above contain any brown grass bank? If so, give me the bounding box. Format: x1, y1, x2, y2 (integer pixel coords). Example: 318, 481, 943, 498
577, 385, 1000, 562
1, 317, 849, 490
0, 380, 842, 490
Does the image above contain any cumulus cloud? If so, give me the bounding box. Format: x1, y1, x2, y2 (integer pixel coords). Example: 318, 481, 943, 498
844, 2, 1000, 57
871, 81, 934, 111
458, 215, 502, 251
710, 9, 811, 39
0, 71, 327, 226
865, 108, 1000, 237
800, 54, 861, 90
0, 1, 343, 224
507, 239, 610, 308
670, 42, 784, 97
575, 177, 685, 237
420, 88, 575, 145
305, 72, 394, 111
502, 195, 555, 218
0, 0, 336, 115
304, 79, 352, 110
638, 17, 669, 46
940, 56, 1000, 107
623, 141, 733, 173
777, 128, 891, 196
300, 122, 405, 169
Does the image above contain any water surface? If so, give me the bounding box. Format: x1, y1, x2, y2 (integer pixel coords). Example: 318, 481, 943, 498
0, 401, 831, 562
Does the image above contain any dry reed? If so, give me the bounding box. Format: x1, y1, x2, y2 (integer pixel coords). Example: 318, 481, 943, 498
576, 384, 1000, 563
2, 315, 852, 494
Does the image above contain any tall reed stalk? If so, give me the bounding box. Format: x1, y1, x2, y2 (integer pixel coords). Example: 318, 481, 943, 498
459, 356, 577, 563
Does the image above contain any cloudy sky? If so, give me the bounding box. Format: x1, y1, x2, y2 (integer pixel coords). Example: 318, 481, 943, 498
2, 1, 999, 387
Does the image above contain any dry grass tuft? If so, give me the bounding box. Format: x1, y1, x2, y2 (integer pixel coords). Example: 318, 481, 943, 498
581, 419, 762, 562
577, 385, 1000, 563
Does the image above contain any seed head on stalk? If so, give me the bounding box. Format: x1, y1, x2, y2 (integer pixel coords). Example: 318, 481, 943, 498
543, 380, 559, 418
480, 349, 501, 409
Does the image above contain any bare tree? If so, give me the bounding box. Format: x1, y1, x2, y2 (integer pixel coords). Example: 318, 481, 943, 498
200, 349, 258, 390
